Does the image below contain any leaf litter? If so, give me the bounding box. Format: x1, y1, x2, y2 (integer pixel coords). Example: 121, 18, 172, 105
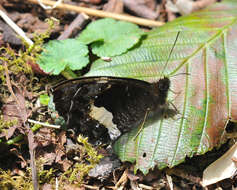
1, 0, 237, 190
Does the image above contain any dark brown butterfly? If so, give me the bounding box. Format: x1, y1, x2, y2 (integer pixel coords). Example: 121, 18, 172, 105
51, 76, 171, 144
51, 32, 180, 144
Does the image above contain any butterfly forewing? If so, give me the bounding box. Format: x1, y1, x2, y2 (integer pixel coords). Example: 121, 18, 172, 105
52, 76, 170, 143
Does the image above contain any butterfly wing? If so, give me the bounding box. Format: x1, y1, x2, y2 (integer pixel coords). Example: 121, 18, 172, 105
52, 76, 153, 119
51, 76, 165, 142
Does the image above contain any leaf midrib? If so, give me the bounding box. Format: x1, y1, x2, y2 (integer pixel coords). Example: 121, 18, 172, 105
169, 15, 237, 162
169, 17, 237, 76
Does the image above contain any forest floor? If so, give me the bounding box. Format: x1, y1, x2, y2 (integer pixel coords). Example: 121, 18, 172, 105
0, 0, 235, 189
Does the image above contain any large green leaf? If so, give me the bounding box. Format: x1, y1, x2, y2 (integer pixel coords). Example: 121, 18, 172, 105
86, 0, 237, 174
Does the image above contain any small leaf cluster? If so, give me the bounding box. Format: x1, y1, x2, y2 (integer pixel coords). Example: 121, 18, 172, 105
37, 18, 145, 75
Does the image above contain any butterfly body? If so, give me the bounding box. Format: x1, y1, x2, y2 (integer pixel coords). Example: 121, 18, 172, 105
51, 76, 170, 143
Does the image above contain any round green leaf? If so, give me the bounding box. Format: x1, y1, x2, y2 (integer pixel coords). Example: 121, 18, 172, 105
77, 18, 145, 57
37, 39, 89, 75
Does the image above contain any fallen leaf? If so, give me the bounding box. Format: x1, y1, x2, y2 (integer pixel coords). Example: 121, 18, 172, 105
201, 142, 237, 187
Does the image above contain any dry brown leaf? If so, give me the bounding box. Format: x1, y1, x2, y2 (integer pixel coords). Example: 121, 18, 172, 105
201, 142, 237, 187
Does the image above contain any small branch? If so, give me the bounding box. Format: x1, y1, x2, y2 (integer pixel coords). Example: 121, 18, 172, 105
3, 62, 39, 190
55, 177, 59, 190
27, 0, 164, 27
27, 127, 39, 190
3, 62, 22, 114
37, 0, 63, 10
28, 119, 61, 129
122, 0, 158, 20
57, 13, 89, 40
0, 10, 33, 46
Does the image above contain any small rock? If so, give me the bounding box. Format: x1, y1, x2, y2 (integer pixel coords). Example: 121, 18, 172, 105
89, 155, 121, 180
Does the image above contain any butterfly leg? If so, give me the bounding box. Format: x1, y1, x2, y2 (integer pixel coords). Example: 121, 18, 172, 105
165, 102, 190, 122
133, 108, 150, 141
169, 101, 179, 113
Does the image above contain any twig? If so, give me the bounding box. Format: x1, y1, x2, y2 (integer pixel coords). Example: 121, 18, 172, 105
27, 0, 164, 27
28, 119, 61, 129
28, 127, 39, 190
82, 184, 100, 190
37, 0, 62, 10
3, 62, 39, 190
0, 10, 33, 46
57, 13, 89, 40
138, 184, 153, 190
115, 169, 128, 188
55, 177, 58, 190
166, 174, 174, 190
3, 62, 23, 115
122, 0, 158, 20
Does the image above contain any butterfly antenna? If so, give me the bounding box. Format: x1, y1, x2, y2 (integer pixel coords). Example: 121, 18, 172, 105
162, 31, 181, 76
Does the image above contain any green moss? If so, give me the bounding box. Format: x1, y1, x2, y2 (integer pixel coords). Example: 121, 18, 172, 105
0, 157, 56, 190
60, 135, 103, 187
0, 169, 33, 190
77, 135, 103, 165
35, 158, 56, 185
0, 18, 56, 83
0, 136, 103, 188
0, 115, 17, 133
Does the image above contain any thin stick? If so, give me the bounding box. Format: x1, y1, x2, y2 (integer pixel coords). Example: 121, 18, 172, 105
27, 0, 164, 27
55, 177, 59, 190
28, 128, 39, 190
37, 0, 62, 10
0, 10, 33, 46
3, 62, 39, 190
28, 119, 61, 129
3, 62, 22, 114
82, 184, 99, 190
57, 13, 89, 40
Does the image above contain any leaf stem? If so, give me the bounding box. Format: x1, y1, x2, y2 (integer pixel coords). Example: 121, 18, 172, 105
61, 69, 78, 79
